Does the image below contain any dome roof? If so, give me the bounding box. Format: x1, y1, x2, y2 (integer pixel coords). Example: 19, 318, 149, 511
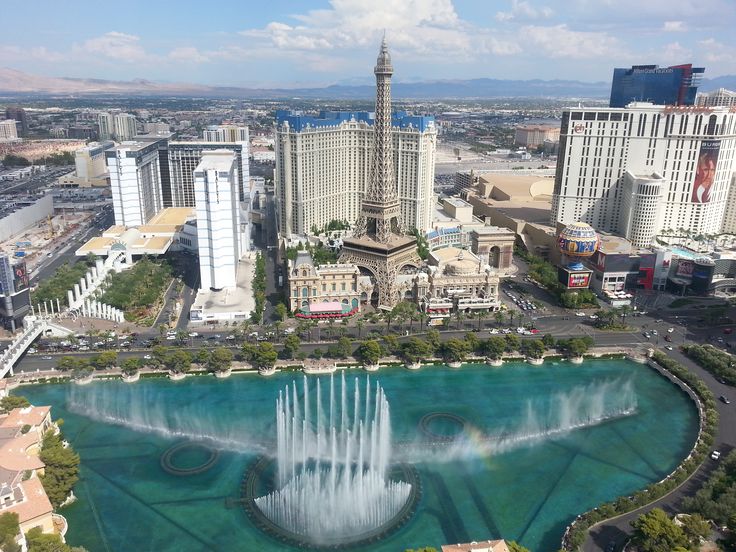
558, 222, 599, 258
445, 251, 478, 276
559, 222, 597, 240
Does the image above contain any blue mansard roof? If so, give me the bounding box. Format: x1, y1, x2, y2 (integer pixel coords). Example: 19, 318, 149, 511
276, 110, 434, 132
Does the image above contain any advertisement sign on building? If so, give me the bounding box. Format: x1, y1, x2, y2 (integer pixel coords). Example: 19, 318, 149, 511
676, 259, 694, 277
12, 262, 28, 292
568, 272, 591, 288
692, 139, 720, 203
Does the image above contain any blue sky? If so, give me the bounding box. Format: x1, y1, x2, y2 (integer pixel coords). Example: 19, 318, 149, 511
1, 0, 734, 87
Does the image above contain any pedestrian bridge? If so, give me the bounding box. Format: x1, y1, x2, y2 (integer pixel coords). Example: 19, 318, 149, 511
0, 317, 73, 379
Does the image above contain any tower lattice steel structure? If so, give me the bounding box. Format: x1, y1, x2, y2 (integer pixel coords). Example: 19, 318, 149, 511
340, 38, 420, 309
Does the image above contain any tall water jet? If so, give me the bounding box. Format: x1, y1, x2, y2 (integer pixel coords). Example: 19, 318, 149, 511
254, 373, 412, 543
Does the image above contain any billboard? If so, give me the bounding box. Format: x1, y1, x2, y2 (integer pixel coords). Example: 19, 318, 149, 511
12, 262, 28, 292
691, 139, 720, 203
567, 272, 591, 288
676, 259, 694, 277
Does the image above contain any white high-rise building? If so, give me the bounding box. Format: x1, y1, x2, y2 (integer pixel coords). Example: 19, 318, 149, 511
0, 120, 18, 142
106, 140, 164, 227
167, 142, 249, 207
113, 113, 137, 141
552, 103, 736, 247
274, 111, 436, 238
143, 122, 170, 135
194, 151, 241, 290
97, 112, 113, 140
203, 125, 249, 143
697, 88, 736, 109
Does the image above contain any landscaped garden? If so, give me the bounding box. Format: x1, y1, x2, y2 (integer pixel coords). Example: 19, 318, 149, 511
31, 254, 97, 308
99, 256, 174, 325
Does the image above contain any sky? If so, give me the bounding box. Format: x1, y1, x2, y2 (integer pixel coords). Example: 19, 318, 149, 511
1, 0, 735, 88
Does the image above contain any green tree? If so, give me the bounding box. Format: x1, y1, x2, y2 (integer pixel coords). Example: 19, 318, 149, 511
521, 339, 546, 359
679, 513, 711, 548
0, 511, 20, 552
542, 333, 556, 348
464, 331, 481, 354
400, 338, 433, 364
25, 526, 87, 552
356, 340, 383, 366
507, 542, 530, 552
91, 350, 118, 370
39, 430, 80, 509
439, 338, 467, 363
391, 301, 416, 333
164, 350, 193, 374
494, 311, 505, 327
282, 335, 302, 359
0, 395, 29, 414
56, 356, 79, 372
631, 508, 688, 552
120, 358, 140, 376
253, 343, 278, 371
274, 303, 288, 322
335, 336, 353, 359
382, 334, 400, 356
207, 347, 233, 373
426, 328, 441, 353
504, 333, 520, 352
481, 336, 507, 360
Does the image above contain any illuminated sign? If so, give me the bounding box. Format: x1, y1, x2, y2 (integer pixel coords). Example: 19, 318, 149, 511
567, 272, 591, 288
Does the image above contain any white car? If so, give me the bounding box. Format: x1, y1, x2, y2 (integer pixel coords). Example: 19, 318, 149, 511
188, 332, 199, 338
589, 314, 599, 320
501, 328, 511, 334
489, 329, 499, 334
575, 312, 586, 317
711, 450, 721, 461
665, 345, 673, 351
667, 328, 674, 333
143, 354, 152, 360
166, 335, 176, 340
652, 330, 658, 336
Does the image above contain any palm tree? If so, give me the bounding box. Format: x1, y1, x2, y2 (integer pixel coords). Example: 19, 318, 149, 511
618, 305, 632, 325
475, 310, 488, 331
454, 310, 464, 330
356, 318, 365, 339
494, 311, 505, 327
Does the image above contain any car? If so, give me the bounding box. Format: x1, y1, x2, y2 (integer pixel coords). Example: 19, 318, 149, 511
655, 319, 663, 323
207, 336, 217, 340
651, 329, 658, 336
720, 395, 731, 404
225, 335, 236, 340
79, 346, 90, 351
214, 334, 222, 339
188, 332, 199, 338
664, 335, 672, 342
667, 327, 674, 333
712, 450, 722, 460
529, 329, 540, 334
166, 335, 176, 340
28, 348, 37, 354
643, 333, 651, 339
589, 314, 598, 320
575, 312, 586, 317
143, 354, 152, 360
42, 356, 53, 360
665, 345, 673, 350
501, 328, 511, 334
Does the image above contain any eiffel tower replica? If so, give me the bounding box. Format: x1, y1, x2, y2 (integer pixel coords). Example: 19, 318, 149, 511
340, 38, 420, 310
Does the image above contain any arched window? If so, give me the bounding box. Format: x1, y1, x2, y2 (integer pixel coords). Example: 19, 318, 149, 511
302, 287, 308, 298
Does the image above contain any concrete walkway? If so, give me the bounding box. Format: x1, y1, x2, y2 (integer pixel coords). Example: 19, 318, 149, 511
582, 347, 736, 551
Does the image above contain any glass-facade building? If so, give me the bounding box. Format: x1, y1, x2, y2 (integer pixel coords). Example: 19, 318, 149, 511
610, 64, 704, 107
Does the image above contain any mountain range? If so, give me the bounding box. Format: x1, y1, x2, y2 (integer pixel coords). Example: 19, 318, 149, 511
1, 67, 735, 100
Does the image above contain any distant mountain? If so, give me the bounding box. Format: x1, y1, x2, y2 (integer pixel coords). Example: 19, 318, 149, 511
0, 67, 611, 99
1, 66, 734, 100
701, 76, 736, 92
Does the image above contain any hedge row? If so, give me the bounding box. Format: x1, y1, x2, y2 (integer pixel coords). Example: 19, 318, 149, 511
560, 352, 719, 551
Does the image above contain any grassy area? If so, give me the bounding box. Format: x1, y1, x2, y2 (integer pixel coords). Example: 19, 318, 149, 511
100, 256, 173, 324
31, 255, 97, 307
683, 343, 736, 385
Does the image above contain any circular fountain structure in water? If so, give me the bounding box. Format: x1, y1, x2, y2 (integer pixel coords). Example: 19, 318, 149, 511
243, 373, 420, 549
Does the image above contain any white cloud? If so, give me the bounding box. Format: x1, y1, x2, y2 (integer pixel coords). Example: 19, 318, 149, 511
0, 45, 66, 63
76, 32, 150, 63
662, 20, 686, 32
659, 41, 692, 62
521, 24, 622, 59
169, 47, 209, 64
496, 0, 553, 22
698, 38, 731, 62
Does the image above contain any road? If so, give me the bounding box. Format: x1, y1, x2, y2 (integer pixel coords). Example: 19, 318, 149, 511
30, 206, 114, 285
255, 190, 280, 323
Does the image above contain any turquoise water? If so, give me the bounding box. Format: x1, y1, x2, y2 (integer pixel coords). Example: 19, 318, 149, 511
20, 360, 698, 552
